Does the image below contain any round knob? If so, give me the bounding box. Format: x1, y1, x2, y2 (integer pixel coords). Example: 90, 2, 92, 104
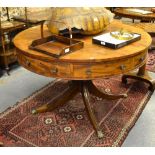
139, 57, 144, 62
120, 65, 126, 70
86, 69, 92, 76
25, 60, 30, 67
51, 68, 58, 74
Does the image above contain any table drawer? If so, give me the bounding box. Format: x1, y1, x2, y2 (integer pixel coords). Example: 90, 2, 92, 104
17, 53, 71, 78
133, 52, 147, 67
73, 52, 147, 79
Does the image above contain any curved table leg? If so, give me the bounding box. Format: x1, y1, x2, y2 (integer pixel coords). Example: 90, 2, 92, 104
122, 63, 155, 91
87, 80, 127, 100
32, 80, 128, 138
81, 83, 104, 138
32, 83, 79, 114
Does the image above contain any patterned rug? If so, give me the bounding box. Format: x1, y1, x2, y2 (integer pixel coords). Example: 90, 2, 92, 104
1, 49, 155, 147
0, 76, 152, 147
147, 50, 155, 72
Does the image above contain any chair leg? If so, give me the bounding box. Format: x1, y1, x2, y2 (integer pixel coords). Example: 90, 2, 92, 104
0, 34, 10, 76
122, 63, 155, 91
0, 68, 3, 77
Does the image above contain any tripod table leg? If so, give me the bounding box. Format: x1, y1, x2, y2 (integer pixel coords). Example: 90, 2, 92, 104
32, 83, 78, 114
81, 84, 104, 138
87, 80, 127, 100
122, 63, 155, 91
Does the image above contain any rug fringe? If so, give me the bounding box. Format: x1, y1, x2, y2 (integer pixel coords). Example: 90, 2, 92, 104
113, 90, 153, 147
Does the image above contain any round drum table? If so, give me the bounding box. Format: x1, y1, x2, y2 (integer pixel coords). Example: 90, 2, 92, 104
114, 8, 155, 22
114, 8, 155, 50
13, 20, 154, 138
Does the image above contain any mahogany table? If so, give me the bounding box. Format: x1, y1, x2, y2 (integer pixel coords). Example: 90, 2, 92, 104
13, 20, 154, 138
0, 20, 26, 75
114, 8, 155, 50
114, 8, 155, 22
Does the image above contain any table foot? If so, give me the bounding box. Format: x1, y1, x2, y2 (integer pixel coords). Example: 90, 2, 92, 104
97, 131, 104, 139
82, 84, 104, 138
0, 142, 3, 147
122, 71, 155, 91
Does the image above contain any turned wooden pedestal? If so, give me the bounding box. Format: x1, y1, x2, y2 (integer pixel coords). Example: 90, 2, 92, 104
32, 80, 127, 138
13, 20, 153, 138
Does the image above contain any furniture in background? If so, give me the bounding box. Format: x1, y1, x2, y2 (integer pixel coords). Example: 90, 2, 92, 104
13, 20, 154, 138
126, 22, 155, 50
0, 67, 2, 77
0, 7, 51, 75
114, 8, 155, 22
13, 7, 51, 26
0, 8, 26, 75
13, 7, 51, 37
114, 8, 155, 50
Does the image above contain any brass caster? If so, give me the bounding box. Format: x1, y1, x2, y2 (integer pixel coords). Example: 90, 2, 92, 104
97, 131, 104, 139
123, 94, 128, 98
31, 109, 37, 114
0, 142, 3, 147
148, 85, 154, 92
122, 77, 128, 84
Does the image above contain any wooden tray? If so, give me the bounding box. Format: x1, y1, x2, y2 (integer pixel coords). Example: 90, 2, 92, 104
29, 35, 84, 58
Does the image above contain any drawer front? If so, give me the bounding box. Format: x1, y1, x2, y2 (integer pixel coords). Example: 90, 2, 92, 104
8, 54, 17, 64
17, 54, 71, 78
73, 52, 147, 79
17, 51, 147, 80
133, 52, 147, 67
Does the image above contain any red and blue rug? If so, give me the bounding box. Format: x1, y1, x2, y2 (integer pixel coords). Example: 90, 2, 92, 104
0, 50, 155, 146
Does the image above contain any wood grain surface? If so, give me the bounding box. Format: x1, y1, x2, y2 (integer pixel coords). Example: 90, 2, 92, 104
114, 8, 155, 21
14, 20, 152, 80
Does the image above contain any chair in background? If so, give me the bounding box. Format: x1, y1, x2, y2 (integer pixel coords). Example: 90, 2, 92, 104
13, 7, 52, 27
13, 7, 52, 38
0, 8, 26, 75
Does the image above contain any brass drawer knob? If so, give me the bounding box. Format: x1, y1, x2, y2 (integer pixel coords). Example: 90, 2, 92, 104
51, 68, 58, 74
86, 69, 92, 76
120, 65, 126, 70
25, 60, 31, 67
139, 57, 144, 62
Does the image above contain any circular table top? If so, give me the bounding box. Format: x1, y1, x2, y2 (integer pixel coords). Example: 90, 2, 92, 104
114, 8, 155, 21
13, 20, 152, 64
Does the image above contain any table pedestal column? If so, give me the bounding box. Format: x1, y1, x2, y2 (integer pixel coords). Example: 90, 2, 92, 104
122, 63, 155, 91
32, 80, 127, 138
